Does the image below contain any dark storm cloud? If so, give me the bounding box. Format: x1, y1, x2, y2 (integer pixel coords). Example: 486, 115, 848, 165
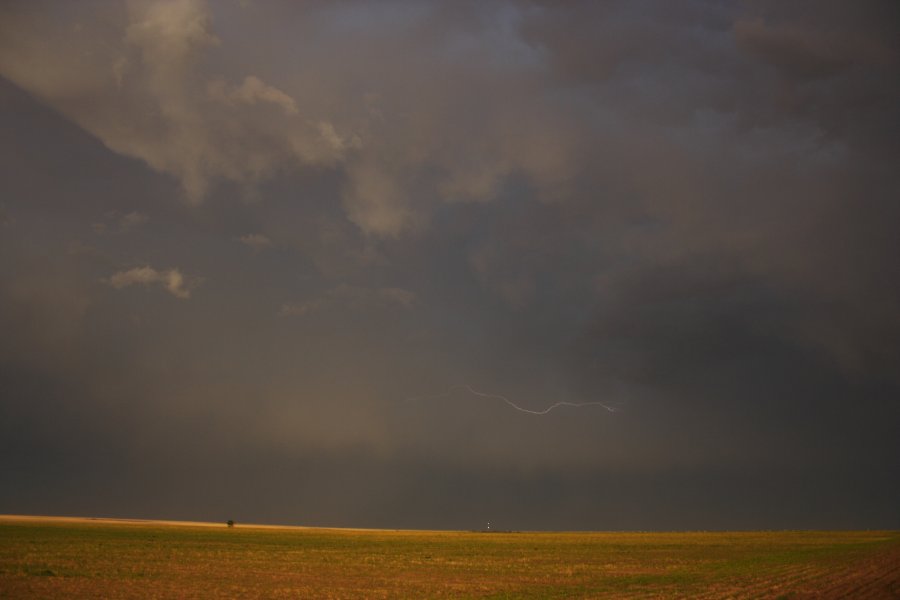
0, 1, 898, 528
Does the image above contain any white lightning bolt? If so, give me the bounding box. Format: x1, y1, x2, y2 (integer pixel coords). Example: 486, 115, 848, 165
409, 384, 619, 415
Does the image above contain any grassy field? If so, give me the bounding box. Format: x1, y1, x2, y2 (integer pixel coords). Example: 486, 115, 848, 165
1, 516, 898, 598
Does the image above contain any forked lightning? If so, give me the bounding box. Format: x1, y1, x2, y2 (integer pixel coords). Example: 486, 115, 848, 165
410, 384, 618, 415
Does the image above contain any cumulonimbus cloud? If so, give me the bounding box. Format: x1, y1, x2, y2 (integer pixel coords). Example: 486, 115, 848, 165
0, 0, 580, 236
0, 0, 348, 206
106, 266, 192, 299
2, 0, 898, 375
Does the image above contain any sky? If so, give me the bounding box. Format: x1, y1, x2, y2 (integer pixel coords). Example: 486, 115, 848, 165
1, 0, 898, 531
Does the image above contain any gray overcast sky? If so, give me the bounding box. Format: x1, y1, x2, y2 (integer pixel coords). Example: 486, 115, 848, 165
1, 0, 898, 530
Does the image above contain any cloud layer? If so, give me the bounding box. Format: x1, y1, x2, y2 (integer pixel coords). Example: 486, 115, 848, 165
0, 0, 897, 529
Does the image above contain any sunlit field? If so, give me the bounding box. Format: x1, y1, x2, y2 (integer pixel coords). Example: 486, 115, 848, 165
1, 516, 898, 598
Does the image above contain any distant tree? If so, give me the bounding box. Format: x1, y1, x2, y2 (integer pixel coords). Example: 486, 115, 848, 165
227, 520, 235, 528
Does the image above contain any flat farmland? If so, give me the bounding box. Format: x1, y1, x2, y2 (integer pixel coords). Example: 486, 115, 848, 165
1, 516, 898, 599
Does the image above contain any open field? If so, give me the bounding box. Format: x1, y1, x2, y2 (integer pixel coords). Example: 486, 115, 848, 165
1, 516, 898, 598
